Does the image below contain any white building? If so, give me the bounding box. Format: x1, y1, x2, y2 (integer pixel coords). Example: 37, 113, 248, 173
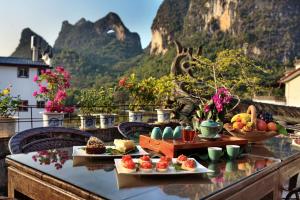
279, 61, 300, 107
0, 56, 50, 131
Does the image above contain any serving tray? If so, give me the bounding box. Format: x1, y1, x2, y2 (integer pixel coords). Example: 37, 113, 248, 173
140, 135, 248, 158
114, 158, 212, 175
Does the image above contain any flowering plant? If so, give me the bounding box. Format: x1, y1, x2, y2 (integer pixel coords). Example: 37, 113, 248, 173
33, 66, 74, 113
119, 74, 156, 111
0, 85, 21, 118
153, 75, 175, 108
195, 87, 235, 122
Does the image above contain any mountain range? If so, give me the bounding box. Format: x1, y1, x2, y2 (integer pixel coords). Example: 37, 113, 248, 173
11, 0, 300, 88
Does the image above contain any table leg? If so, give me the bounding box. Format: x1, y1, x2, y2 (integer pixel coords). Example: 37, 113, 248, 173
7, 169, 14, 198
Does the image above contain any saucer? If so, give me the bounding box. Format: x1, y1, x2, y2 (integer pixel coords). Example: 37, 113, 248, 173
198, 134, 221, 140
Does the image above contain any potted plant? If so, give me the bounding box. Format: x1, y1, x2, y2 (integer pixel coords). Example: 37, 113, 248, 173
0, 85, 21, 138
193, 87, 237, 137
77, 89, 100, 130
98, 87, 117, 129
153, 75, 175, 123
119, 74, 156, 122
33, 66, 74, 127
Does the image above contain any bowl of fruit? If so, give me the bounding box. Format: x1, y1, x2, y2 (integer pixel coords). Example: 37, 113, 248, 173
224, 105, 287, 142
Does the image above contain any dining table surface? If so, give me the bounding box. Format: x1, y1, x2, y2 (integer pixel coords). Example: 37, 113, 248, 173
5, 136, 300, 200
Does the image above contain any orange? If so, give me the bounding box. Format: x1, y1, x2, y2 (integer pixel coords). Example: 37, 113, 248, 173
267, 122, 277, 131
233, 122, 244, 130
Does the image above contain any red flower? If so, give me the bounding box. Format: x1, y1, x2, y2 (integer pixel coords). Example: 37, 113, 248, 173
119, 78, 127, 87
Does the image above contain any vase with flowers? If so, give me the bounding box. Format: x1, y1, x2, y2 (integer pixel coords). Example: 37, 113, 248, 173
33, 66, 74, 127
119, 74, 156, 122
194, 87, 238, 138
0, 85, 21, 137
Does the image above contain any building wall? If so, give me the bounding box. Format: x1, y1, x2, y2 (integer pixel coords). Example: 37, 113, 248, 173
286, 76, 300, 107
0, 66, 43, 131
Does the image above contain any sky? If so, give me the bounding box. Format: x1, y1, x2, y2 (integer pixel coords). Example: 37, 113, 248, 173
0, 0, 163, 56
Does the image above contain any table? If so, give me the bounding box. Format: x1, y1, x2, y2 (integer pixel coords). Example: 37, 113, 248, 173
5, 137, 300, 200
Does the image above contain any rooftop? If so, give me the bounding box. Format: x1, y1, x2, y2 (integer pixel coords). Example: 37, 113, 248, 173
0, 56, 49, 68
279, 68, 300, 83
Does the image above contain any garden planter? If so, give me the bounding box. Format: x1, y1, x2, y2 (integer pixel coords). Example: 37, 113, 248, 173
0, 117, 16, 138
79, 115, 97, 130
100, 114, 116, 129
128, 111, 143, 122
42, 112, 64, 127
156, 109, 172, 123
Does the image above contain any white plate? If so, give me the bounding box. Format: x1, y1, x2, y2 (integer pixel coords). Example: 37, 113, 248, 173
114, 158, 212, 175
72, 145, 149, 157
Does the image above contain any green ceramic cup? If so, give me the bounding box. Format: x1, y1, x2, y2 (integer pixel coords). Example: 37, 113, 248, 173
208, 147, 223, 162
226, 145, 240, 160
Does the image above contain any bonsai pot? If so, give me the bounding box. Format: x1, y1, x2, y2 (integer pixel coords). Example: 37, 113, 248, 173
156, 109, 172, 123
42, 112, 64, 127
79, 115, 97, 130
0, 117, 16, 138
100, 113, 116, 129
128, 111, 143, 122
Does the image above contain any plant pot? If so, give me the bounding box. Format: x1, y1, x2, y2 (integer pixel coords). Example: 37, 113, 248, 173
156, 109, 172, 123
42, 112, 64, 127
0, 117, 16, 138
128, 111, 143, 122
100, 114, 116, 129
79, 115, 97, 130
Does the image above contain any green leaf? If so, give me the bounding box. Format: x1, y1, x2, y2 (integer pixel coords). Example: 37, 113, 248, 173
277, 124, 288, 135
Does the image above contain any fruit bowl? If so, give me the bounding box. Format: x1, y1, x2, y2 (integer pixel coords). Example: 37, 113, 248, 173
224, 105, 279, 143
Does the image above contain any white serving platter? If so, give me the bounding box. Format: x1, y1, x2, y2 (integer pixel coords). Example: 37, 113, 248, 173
72, 145, 149, 157
114, 158, 212, 175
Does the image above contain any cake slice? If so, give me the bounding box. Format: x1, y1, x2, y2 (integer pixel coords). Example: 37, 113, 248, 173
114, 139, 135, 153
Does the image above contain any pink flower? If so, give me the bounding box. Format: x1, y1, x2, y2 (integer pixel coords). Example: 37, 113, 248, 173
39, 86, 48, 93
55, 66, 64, 73
33, 91, 38, 97
33, 75, 39, 82
54, 90, 67, 102
119, 78, 127, 87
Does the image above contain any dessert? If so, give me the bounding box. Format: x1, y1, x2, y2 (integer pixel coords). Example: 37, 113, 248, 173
159, 156, 172, 165
156, 161, 168, 172
86, 137, 106, 154
139, 155, 151, 164
140, 161, 152, 172
114, 139, 135, 153
181, 159, 196, 171
177, 154, 188, 164
121, 155, 132, 166
122, 159, 136, 173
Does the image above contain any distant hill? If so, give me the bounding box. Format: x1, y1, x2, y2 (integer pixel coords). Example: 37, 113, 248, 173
11, 28, 51, 59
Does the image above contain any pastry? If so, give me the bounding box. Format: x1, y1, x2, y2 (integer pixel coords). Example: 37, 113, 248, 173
114, 139, 135, 153
181, 159, 196, 171
121, 155, 133, 166
86, 137, 106, 154
139, 155, 151, 164
159, 156, 171, 165
156, 161, 168, 172
122, 159, 136, 173
140, 161, 152, 172
177, 154, 188, 164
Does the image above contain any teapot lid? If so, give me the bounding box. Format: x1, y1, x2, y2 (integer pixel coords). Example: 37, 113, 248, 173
200, 120, 220, 127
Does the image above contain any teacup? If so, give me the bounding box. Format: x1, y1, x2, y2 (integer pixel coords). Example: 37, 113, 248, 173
226, 145, 240, 160
200, 120, 222, 138
150, 127, 162, 139
208, 147, 223, 162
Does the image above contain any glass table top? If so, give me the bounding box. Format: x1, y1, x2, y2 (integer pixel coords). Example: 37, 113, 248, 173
7, 137, 300, 200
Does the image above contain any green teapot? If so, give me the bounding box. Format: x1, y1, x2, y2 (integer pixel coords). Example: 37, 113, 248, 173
200, 120, 223, 138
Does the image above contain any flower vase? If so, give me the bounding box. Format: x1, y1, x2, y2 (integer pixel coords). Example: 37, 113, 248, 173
156, 109, 172, 123
79, 115, 97, 130
128, 111, 143, 122
0, 117, 16, 138
42, 112, 64, 127
100, 114, 116, 129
